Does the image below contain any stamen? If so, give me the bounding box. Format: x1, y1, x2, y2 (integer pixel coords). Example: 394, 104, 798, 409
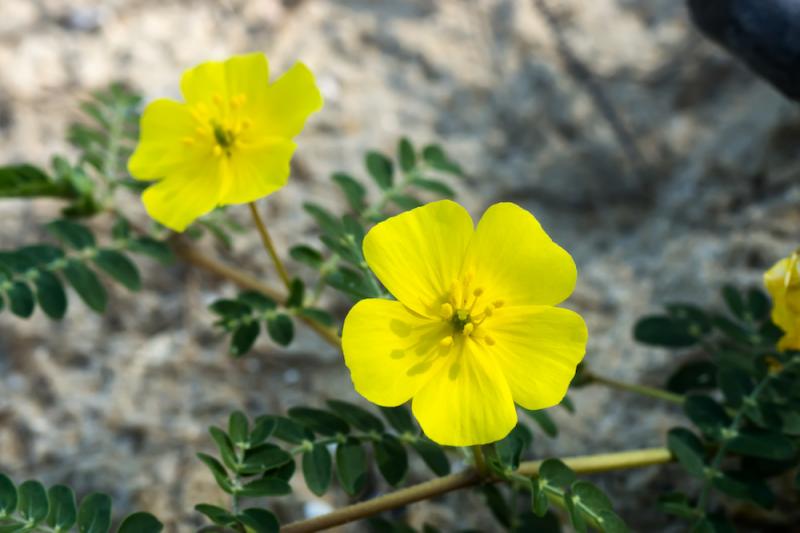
181, 136, 195, 145
195, 126, 207, 136
463, 323, 474, 336
213, 93, 223, 106
241, 119, 252, 130
213, 145, 223, 157
473, 288, 484, 297
450, 280, 462, 308
493, 300, 504, 308
484, 335, 495, 346
440, 336, 454, 347
232, 93, 247, 107
440, 303, 454, 319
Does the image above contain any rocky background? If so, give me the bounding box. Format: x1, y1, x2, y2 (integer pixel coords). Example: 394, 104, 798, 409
1, 0, 798, 531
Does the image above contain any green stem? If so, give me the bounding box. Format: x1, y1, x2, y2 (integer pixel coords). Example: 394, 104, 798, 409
472, 446, 488, 478
587, 371, 685, 405
248, 202, 291, 289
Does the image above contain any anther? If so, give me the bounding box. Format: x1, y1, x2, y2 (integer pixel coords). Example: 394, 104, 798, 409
213, 145, 223, 157
181, 136, 195, 145
195, 126, 206, 135
484, 335, 495, 346
232, 93, 247, 107
440, 336, 454, 347
463, 323, 474, 336
241, 119, 252, 129
493, 300, 504, 308
213, 93, 223, 105
473, 288, 484, 297
440, 303, 454, 319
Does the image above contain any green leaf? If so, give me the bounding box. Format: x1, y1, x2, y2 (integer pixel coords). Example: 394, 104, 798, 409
237, 508, 279, 533
326, 267, 374, 300
7, 281, 35, 318
365, 152, 394, 190
390, 194, 421, 211
237, 291, 276, 311
93, 249, 140, 291
422, 144, 463, 175
77, 493, 111, 533
286, 278, 305, 308
63, 261, 107, 312
250, 417, 277, 446
231, 322, 260, 357
530, 480, 548, 517
481, 485, 511, 528
194, 504, 236, 526
411, 439, 450, 476
47, 485, 77, 531
266, 313, 294, 346
197, 453, 232, 493
595, 510, 629, 533
684, 395, 732, 437
412, 178, 455, 198
0, 164, 73, 198
208, 426, 238, 471
210, 299, 251, 318
228, 411, 250, 446
263, 416, 314, 444
46, 220, 95, 250
667, 428, 706, 478
127, 237, 173, 264
111, 218, 130, 241
634, 316, 699, 347
302, 443, 333, 496
374, 434, 408, 486
657, 492, 697, 519
0, 474, 17, 516
667, 361, 717, 394
711, 471, 775, 508
238, 477, 291, 497
539, 459, 576, 489
326, 400, 384, 433
336, 439, 368, 496
570, 480, 613, 514
288, 407, 350, 436
289, 245, 324, 269
745, 288, 770, 321
565, 490, 587, 533
717, 368, 753, 408
722, 285, 746, 321
303, 203, 343, 237
524, 409, 558, 438
332, 173, 367, 212
17, 480, 48, 525
398, 138, 416, 173
34, 271, 68, 319
379, 405, 416, 434
496, 424, 532, 470
117, 512, 163, 533
297, 307, 335, 327
240, 444, 293, 475
727, 429, 797, 460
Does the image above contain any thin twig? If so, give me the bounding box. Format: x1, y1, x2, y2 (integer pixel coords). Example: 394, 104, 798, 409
248, 202, 292, 289
281, 447, 672, 533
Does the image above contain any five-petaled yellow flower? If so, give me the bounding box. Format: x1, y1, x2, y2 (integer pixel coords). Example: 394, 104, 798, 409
342, 200, 588, 446
764, 251, 800, 351
128, 52, 323, 231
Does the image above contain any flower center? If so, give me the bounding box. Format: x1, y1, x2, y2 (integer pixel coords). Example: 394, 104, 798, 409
182, 93, 252, 158
437, 273, 502, 348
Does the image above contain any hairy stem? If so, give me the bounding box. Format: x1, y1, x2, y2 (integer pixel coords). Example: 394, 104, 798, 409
248, 202, 291, 289
585, 371, 685, 405
281, 447, 672, 533
171, 238, 341, 348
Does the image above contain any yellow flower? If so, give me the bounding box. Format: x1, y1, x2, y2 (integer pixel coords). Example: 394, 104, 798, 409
342, 200, 588, 446
764, 251, 800, 351
128, 52, 323, 231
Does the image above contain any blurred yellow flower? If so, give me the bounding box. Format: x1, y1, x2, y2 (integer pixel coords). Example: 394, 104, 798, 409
128, 52, 323, 231
764, 251, 800, 351
342, 200, 588, 446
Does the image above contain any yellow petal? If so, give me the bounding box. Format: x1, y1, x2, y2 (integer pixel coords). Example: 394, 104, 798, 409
128, 99, 197, 180
363, 200, 474, 316
260, 62, 323, 138
463, 203, 577, 307
141, 158, 223, 232
412, 338, 517, 446
764, 255, 800, 350
180, 52, 269, 106
485, 305, 587, 410
218, 139, 296, 205
342, 299, 450, 406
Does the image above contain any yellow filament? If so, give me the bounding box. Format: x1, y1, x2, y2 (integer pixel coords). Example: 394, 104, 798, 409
440, 336, 454, 347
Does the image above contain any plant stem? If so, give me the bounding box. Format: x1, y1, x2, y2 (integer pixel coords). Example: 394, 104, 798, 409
280, 447, 672, 533
171, 237, 341, 348
248, 202, 291, 289
586, 371, 685, 406
472, 446, 488, 478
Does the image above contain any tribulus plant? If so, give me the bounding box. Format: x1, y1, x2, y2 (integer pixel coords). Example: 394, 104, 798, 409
0, 51, 798, 533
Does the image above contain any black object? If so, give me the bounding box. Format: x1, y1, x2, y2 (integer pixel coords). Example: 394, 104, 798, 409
688, 0, 800, 101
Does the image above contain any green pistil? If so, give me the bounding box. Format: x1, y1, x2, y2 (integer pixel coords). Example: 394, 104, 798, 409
212, 123, 235, 148
451, 309, 470, 333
